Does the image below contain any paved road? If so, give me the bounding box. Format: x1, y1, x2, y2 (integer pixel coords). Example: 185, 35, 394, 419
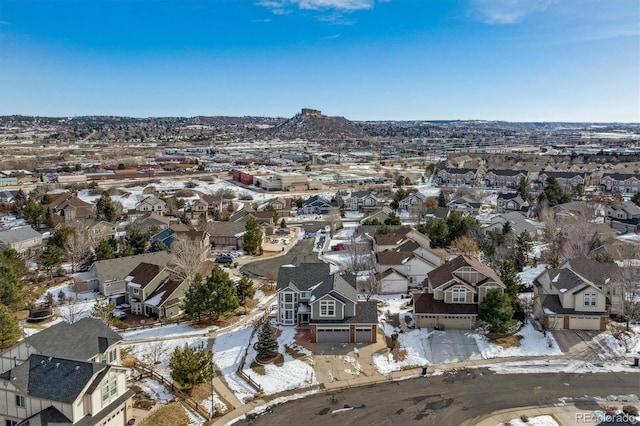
236, 369, 640, 426
240, 237, 322, 279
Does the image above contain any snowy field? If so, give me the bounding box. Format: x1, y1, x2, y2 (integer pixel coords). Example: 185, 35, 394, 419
212, 325, 257, 402
497, 415, 559, 426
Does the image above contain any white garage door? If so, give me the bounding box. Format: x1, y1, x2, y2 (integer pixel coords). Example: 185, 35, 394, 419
439, 315, 473, 330
317, 327, 350, 343
569, 316, 601, 331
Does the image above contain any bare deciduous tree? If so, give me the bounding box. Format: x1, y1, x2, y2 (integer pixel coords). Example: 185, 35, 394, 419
64, 230, 93, 274
141, 340, 169, 366
344, 234, 372, 275
451, 236, 480, 257
170, 236, 204, 283
70, 277, 88, 300
612, 263, 640, 328
359, 272, 379, 301
59, 300, 88, 324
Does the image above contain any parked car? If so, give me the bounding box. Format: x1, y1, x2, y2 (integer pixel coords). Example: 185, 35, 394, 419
215, 254, 233, 264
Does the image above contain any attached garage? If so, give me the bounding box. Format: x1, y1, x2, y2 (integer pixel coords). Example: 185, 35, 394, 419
355, 326, 373, 343
568, 315, 602, 331
316, 326, 350, 343
416, 314, 475, 330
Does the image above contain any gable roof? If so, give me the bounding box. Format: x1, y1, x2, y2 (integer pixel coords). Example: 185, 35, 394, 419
47, 193, 94, 211
426, 255, 503, 289
485, 169, 526, 177
206, 221, 247, 238
0, 354, 106, 404
560, 258, 621, 286
376, 251, 415, 265
441, 168, 477, 175
17, 405, 72, 426
413, 292, 478, 315
276, 263, 331, 291
309, 272, 357, 305
126, 262, 163, 288
602, 172, 639, 181
539, 171, 585, 179
303, 195, 331, 206
350, 190, 376, 199
92, 251, 171, 283
0, 226, 42, 244
25, 318, 122, 360
376, 268, 409, 280
136, 212, 171, 227
144, 278, 184, 307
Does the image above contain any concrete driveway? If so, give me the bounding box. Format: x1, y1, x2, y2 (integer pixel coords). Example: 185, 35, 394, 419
551, 329, 621, 362
427, 330, 483, 364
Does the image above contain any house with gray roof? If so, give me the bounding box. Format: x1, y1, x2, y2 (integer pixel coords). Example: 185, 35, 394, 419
447, 195, 481, 215
606, 200, 640, 233
88, 251, 172, 297
537, 171, 587, 190
484, 212, 539, 238
135, 195, 166, 215
0, 354, 133, 426
496, 193, 531, 214
599, 172, 640, 194
0, 226, 43, 255
483, 169, 527, 188
276, 263, 377, 343
532, 261, 610, 331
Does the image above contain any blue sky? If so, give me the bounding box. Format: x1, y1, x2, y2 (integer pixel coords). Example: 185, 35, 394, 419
0, 0, 638, 121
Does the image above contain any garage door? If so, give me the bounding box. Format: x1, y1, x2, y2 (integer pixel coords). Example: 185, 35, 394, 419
355, 327, 372, 343
317, 327, 350, 343
440, 316, 473, 330
569, 316, 601, 330
417, 315, 438, 329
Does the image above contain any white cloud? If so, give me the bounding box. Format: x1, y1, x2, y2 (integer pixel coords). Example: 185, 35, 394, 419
469, 0, 555, 24
258, 0, 380, 14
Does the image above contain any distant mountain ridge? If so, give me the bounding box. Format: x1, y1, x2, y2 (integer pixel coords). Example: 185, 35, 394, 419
266, 108, 366, 140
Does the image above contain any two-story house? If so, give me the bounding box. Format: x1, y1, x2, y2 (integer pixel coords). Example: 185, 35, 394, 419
125, 262, 187, 319
436, 168, 478, 186
532, 262, 609, 331
183, 198, 209, 222
300, 195, 332, 215
537, 171, 586, 190
0, 318, 133, 426
447, 195, 482, 215
483, 169, 528, 188
276, 263, 377, 344
605, 200, 640, 233
398, 192, 427, 211
135, 196, 166, 215
47, 193, 96, 226
0, 226, 43, 255
599, 173, 640, 194
413, 255, 505, 330
496, 193, 531, 214
346, 191, 380, 212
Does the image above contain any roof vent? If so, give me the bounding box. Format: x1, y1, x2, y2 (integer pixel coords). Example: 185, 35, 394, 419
74, 366, 80, 371
54, 363, 60, 369
40, 360, 46, 366
47, 357, 52, 362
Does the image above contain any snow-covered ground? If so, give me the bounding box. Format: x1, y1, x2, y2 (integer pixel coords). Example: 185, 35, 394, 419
497, 415, 559, 426
373, 328, 431, 374
488, 359, 639, 374
211, 325, 257, 402
601, 324, 640, 356
518, 264, 548, 286
122, 323, 217, 341
473, 323, 562, 358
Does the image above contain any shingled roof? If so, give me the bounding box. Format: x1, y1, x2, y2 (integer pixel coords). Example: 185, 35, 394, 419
25, 318, 122, 361
276, 263, 331, 292
0, 354, 107, 404
426, 255, 503, 289
413, 292, 478, 315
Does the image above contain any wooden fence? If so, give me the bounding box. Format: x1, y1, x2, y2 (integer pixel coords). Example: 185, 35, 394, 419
235, 308, 272, 393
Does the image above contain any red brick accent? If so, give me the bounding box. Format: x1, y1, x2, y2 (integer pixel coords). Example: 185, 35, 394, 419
349, 325, 355, 343
600, 316, 607, 331
371, 325, 377, 343
563, 316, 570, 329
310, 325, 317, 343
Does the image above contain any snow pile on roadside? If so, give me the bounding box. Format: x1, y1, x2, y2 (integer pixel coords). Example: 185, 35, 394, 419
225, 389, 321, 426
473, 323, 562, 358
488, 359, 638, 374
373, 329, 430, 375
601, 326, 640, 356
497, 415, 559, 426
242, 325, 317, 395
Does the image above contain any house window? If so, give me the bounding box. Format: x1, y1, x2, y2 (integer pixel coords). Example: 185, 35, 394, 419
102, 374, 118, 401
319, 300, 335, 317
110, 374, 118, 396
6, 420, 18, 426
583, 293, 597, 307
452, 288, 466, 303
133, 288, 140, 295
15, 395, 25, 408
300, 292, 309, 299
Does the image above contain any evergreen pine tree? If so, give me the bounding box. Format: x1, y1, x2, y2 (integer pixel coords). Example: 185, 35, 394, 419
256, 321, 279, 361
237, 276, 255, 307
169, 343, 213, 392
438, 190, 447, 208
94, 239, 115, 260
478, 289, 515, 333
243, 218, 263, 255
0, 304, 21, 349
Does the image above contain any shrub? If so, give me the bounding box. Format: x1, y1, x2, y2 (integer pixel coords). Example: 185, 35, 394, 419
519, 414, 529, 423
622, 405, 638, 416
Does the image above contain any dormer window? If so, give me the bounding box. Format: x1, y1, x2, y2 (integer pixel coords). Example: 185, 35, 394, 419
583, 293, 597, 307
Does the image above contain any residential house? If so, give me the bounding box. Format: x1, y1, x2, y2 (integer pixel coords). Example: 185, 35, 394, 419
88, 251, 172, 298
435, 168, 478, 186
496, 193, 531, 214
300, 195, 332, 215
183, 198, 208, 222
359, 206, 394, 225
483, 169, 527, 188
173, 229, 211, 260
47, 193, 95, 225
371, 226, 413, 252
532, 263, 609, 331
551, 201, 596, 219
606, 200, 640, 233
88, 221, 118, 244
0, 190, 19, 208
0, 318, 133, 425
375, 269, 410, 294
125, 262, 187, 319
599, 173, 640, 194
346, 191, 379, 212
398, 192, 427, 211
413, 255, 505, 330
135, 196, 166, 215
276, 263, 378, 343
447, 195, 482, 215
259, 197, 289, 216
134, 212, 171, 233
484, 212, 539, 238
206, 222, 246, 250
0, 226, 43, 255
537, 171, 586, 190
